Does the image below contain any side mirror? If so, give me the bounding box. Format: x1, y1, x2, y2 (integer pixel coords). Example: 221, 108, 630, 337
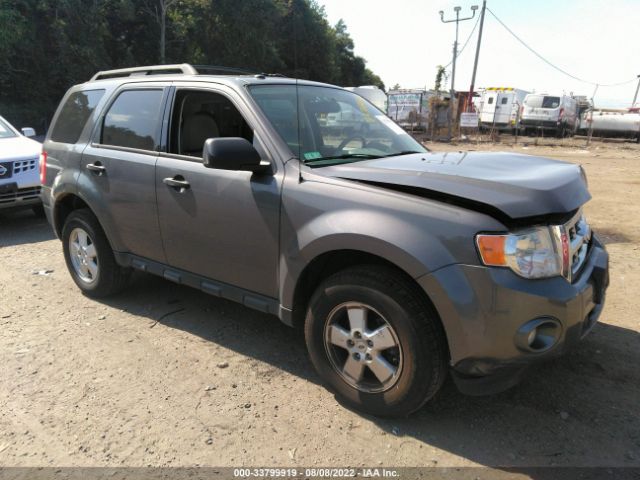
203, 137, 271, 174
21, 127, 36, 138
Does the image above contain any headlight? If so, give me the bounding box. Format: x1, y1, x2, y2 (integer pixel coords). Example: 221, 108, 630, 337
476, 226, 565, 279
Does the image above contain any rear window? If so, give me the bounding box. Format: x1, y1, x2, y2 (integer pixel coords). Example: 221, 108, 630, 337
50, 89, 105, 144
101, 89, 164, 151
525, 95, 561, 109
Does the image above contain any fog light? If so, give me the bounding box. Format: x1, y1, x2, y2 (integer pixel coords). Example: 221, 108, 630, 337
515, 317, 562, 353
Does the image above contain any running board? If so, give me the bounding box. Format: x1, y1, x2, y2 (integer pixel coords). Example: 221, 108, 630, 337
114, 252, 281, 318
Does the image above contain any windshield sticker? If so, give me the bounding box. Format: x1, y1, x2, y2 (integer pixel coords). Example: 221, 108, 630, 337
376, 115, 408, 135
303, 151, 322, 160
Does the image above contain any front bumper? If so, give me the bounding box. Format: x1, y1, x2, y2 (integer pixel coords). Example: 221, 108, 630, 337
0, 185, 42, 210
418, 234, 609, 395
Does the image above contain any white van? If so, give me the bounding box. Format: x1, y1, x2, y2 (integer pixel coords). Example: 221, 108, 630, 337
478, 87, 529, 132
520, 94, 578, 137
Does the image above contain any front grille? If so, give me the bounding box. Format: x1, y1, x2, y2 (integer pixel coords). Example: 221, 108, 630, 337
0, 186, 41, 204
12, 157, 38, 174
564, 210, 591, 281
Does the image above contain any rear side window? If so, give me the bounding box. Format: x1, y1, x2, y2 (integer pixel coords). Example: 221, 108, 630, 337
101, 90, 164, 151
50, 89, 105, 144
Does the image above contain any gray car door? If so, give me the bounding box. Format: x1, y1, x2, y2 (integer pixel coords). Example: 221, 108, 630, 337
155, 85, 281, 298
79, 86, 168, 262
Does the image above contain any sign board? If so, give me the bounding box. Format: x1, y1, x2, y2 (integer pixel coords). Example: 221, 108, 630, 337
387, 90, 432, 128
460, 112, 479, 128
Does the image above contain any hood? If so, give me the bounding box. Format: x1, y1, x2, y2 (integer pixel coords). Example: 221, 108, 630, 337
0, 135, 41, 162
315, 151, 590, 223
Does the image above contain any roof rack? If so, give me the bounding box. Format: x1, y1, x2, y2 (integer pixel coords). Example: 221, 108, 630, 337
90, 63, 264, 81
192, 65, 254, 75
90, 64, 198, 81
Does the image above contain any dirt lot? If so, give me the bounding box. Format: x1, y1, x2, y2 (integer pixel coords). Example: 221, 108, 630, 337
0, 138, 639, 471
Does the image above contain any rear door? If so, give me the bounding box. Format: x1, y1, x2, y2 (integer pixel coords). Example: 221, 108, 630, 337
494, 93, 512, 125
480, 91, 498, 123
155, 84, 281, 298
79, 85, 168, 261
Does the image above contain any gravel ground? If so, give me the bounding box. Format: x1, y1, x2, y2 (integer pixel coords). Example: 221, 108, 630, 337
0, 139, 639, 472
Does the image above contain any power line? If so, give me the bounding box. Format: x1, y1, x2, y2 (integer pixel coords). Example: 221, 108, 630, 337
443, 14, 481, 71
487, 7, 637, 88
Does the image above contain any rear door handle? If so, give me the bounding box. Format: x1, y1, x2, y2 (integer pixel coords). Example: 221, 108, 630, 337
163, 176, 190, 191
86, 163, 106, 175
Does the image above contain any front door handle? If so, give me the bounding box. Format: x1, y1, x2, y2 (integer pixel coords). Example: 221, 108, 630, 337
86, 163, 106, 175
163, 176, 190, 191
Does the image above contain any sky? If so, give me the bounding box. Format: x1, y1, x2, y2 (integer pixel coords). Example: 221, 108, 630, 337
317, 0, 640, 108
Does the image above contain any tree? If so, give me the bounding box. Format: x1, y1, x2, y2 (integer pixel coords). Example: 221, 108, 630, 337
144, 0, 180, 64
434, 65, 447, 93
0, 0, 386, 130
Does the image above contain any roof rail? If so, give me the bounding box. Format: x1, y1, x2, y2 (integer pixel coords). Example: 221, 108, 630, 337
90, 64, 198, 81
192, 65, 255, 75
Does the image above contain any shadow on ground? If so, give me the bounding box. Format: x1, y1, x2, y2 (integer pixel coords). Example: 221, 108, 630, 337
97, 272, 640, 474
0, 209, 54, 247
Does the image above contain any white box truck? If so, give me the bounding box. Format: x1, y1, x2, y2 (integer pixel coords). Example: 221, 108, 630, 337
478, 87, 530, 132
345, 86, 387, 112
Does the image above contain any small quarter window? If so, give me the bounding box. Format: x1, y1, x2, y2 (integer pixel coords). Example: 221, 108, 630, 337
50, 89, 105, 144
487, 97, 494, 105
102, 90, 164, 151
501, 97, 509, 105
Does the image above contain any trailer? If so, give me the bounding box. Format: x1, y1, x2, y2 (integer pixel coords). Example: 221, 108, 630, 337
477, 87, 530, 132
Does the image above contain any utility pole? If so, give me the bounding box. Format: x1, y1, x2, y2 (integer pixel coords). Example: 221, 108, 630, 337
467, 0, 486, 112
440, 5, 478, 140
632, 74, 640, 108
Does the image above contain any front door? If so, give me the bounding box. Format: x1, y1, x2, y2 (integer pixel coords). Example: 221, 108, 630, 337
155, 86, 281, 298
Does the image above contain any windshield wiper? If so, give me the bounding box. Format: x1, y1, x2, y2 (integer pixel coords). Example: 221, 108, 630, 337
304, 153, 383, 164
383, 150, 424, 157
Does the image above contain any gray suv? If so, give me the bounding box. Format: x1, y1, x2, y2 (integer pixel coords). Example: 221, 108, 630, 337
42, 64, 609, 417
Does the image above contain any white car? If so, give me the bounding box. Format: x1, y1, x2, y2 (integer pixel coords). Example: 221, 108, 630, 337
0, 115, 43, 216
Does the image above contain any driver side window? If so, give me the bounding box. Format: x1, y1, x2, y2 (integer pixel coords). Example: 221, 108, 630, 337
169, 90, 253, 158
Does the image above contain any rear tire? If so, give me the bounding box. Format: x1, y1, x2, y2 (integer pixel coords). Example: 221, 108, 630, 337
304, 266, 448, 417
61, 209, 130, 298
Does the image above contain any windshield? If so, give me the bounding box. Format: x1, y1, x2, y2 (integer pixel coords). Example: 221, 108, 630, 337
248, 84, 427, 166
524, 95, 561, 109
0, 117, 18, 139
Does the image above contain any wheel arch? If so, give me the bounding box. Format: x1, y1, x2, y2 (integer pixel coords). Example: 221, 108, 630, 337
53, 193, 117, 252
288, 249, 448, 348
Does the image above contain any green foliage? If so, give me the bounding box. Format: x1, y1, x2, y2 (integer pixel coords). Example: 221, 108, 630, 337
0, 0, 384, 131
434, 65, 447, 93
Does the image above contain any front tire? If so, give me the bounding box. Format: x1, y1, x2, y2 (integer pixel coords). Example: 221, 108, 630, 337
304, 266, 448, 417
61, 209, 130, 298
